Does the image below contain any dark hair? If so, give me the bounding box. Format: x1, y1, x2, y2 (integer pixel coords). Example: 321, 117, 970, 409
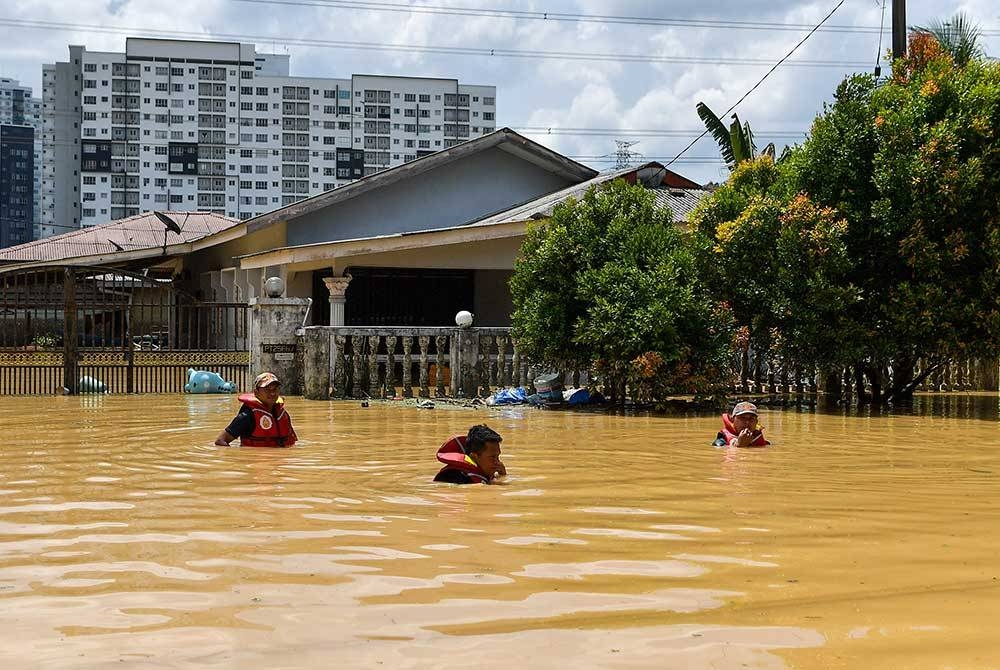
465, 424, 502, 454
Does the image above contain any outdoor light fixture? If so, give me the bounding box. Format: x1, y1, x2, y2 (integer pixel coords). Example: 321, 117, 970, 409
455, 310, 474, 328
264, 276, 285, 298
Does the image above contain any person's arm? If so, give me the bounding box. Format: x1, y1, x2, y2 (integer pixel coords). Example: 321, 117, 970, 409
215, 430, 237, 446
216, 409, 253, 446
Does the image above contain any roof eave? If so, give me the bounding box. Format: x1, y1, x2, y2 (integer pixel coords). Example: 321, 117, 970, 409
237, 220, 528, 270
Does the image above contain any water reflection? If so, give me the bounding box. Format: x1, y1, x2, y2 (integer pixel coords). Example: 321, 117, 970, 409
0, 393, 996, 667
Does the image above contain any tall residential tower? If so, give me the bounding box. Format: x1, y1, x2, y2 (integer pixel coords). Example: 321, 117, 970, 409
0, 78, 42, 245
41, 38, 497, 235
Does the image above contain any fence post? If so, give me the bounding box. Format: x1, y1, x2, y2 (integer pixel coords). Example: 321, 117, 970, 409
63, 268, 78, 395
250, 295, 311, 395
457, 328, 480, 397
302, 326, 331, 400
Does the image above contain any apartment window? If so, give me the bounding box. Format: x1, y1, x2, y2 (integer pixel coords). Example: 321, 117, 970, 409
84, 63, 97, 72
484, 96, 495, 105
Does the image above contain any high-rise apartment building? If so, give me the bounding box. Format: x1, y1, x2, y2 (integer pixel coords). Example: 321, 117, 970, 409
0, 125, 35, 247
41, 38, 497, 235
0, 78, 42, 242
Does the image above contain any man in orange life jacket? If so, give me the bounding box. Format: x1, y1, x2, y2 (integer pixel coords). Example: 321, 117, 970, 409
433, 424, 507, 484
215, 372, 298, 447
713, 401, 770, 448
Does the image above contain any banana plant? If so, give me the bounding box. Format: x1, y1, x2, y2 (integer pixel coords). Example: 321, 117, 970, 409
696, 102, 775, 171
912, 12, 984, 66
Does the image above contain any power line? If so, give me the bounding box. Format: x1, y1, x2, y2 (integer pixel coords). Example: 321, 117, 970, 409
666, 0, 847, 169
228, 0, 1000, 37
515, 126, 808, 138
0, 18, 873, 68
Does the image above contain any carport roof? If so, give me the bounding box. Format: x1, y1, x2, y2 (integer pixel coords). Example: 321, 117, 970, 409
0, 211, 242, 270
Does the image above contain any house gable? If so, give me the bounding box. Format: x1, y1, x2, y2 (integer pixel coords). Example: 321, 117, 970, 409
285, 145, 584, 246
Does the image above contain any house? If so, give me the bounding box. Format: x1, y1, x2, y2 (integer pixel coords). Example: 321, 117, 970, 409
0, 129, 710, 328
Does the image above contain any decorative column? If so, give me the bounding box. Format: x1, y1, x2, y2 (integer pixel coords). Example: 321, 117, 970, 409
323, 274, 352, 326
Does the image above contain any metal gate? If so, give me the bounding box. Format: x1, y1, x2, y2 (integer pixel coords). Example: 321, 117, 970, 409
0, 266, 250, 395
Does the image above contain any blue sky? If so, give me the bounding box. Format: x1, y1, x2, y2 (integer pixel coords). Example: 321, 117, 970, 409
2, 0, 997, 183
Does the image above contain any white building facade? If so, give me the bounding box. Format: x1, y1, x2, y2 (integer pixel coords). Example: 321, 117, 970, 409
41, 38, 497, 236
0, 77, 43, 240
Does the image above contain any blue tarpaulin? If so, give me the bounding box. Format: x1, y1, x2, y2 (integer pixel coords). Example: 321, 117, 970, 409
488, 387, 528, 405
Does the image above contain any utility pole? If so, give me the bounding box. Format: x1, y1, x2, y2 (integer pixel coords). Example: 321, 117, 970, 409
892, 0, 906, 58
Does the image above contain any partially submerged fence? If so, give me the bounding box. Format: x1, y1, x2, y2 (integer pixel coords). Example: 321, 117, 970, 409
299, 326, 998, 400
300, 327, 544, 399
732, 349, 999, 395
0, 266, 250, 395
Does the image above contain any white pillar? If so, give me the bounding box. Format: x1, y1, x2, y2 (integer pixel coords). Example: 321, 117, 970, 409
323, 275, 352, 326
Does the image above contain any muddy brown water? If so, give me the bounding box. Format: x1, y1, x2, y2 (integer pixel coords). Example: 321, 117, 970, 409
1, 393, 998, 669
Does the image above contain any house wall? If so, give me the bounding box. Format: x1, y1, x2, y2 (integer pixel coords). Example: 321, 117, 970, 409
286, 147, 573, 245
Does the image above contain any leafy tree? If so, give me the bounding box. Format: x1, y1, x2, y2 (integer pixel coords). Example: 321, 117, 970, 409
510, 179, 734, 402
696, 102, 775, 170
690, 157, 861, 378
786, 32, 1000, 402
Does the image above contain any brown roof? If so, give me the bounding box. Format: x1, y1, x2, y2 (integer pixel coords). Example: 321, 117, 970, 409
0, 211, 241, 267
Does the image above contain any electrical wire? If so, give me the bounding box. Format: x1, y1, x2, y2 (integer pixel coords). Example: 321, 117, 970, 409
227, 0, 1000, 37
665, 0, 846, 168
0, 17, 872, 68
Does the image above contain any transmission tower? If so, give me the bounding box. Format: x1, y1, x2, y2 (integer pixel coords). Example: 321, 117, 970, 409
614, 140, 640, 169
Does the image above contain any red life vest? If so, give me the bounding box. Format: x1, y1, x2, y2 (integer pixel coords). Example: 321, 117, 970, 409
237, 393, 297, 448
720, 413, 770, 447
434, 435, 491, 484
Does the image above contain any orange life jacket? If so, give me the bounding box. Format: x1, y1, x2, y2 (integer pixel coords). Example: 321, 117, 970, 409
237, 393, 297, 448
434, 435, 491, 484
719, 413, 770, 447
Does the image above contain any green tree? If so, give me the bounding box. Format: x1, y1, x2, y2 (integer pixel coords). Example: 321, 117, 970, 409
690, 156, 862, 377
786, 32, 1000, 402
510, 179, 734, 402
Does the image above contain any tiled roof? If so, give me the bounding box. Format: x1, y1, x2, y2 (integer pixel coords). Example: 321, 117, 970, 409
0, 211, 241, 266
650, 185, 708, 223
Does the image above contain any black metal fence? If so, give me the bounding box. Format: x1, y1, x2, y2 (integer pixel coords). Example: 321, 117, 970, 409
0, 266, 250, 395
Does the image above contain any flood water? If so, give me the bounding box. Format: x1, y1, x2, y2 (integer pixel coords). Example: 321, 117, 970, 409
2, 393, 999, 669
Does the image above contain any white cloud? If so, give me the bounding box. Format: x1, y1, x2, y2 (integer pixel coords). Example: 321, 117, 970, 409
2, 0, 997, 182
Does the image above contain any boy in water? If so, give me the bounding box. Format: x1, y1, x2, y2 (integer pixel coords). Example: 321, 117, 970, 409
433, 424, 507, 484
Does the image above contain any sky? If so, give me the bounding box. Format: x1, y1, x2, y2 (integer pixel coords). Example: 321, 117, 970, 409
2, 0, 998, 184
